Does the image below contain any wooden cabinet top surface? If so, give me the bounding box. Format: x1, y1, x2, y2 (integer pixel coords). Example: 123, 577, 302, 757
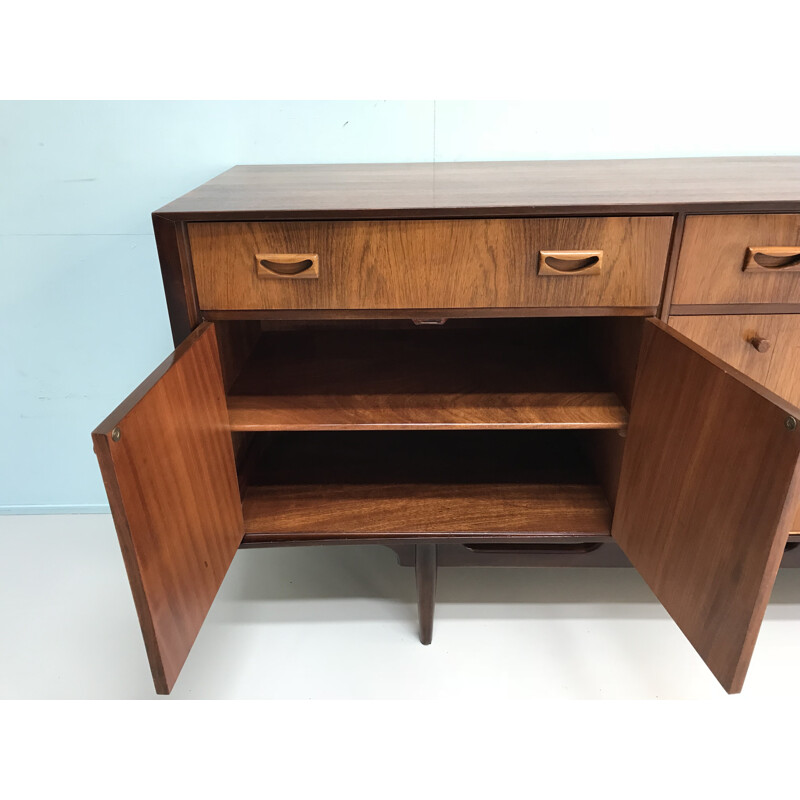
155, 157, 800, 219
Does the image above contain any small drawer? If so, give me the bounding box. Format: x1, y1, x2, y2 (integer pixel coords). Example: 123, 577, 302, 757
673, 214, 800, 307
668, 314, 800, 406
670, 312, 800, 535
669, 314, 800, 532
187, 217, 672, 312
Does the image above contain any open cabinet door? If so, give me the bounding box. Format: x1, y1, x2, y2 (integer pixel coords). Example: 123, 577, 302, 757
613, 319, 800, 693
93, 323, 243, 694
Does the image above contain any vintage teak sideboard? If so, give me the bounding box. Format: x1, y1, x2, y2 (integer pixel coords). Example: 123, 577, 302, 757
92, 158, 800, 695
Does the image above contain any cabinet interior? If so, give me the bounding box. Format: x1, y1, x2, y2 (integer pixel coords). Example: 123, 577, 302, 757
215, 317, 642, 542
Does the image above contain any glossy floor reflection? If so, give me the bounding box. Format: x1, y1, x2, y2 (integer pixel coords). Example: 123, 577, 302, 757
2, 514, 800, 699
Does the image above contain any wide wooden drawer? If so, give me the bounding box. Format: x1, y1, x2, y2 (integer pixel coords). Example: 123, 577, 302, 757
187, 217, 672, 311
673, 214, 800, 307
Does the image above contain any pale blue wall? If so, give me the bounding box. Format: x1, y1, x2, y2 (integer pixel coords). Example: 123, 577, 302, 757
2, 100, 799, 512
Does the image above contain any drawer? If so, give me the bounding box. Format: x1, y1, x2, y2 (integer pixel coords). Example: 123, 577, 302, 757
669, 313, 800, 533
669, 314, 800, 406
673, 214, 800, 307
187, 217, 673, 311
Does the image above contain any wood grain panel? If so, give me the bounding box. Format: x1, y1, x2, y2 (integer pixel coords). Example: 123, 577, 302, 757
673, 214, 800, 305
585, 430, 626, 512
613, 320, 800, 693
669, 314, 800, 533
226, 324, 628, 431
152, 214, 199, 346
242, 430, 610, 539
243, 483, 610, 538
228, 392, 627, 431
156, 158, 800, 219
669, 315, 800, 406
213, 319, 262, 391
92, 323, 243, 694
188, 217, 672, 311
205, 306, 659, 321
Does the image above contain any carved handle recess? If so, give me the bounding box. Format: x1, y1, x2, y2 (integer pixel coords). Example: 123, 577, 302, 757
256, 253, 319, 279
743, 247, 800, 273
538, 250, 603, 276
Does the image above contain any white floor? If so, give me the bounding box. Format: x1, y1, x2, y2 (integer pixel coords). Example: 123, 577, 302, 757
3, 514, 800, 699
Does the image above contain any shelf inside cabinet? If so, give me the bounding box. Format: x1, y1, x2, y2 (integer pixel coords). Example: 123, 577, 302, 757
241, 431, 612, 542
226, 324, 629, 432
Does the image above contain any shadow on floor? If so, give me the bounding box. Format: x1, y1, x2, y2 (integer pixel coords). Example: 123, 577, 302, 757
220, 544, 800, 622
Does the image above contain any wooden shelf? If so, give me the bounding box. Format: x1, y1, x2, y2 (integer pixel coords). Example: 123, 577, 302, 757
243, 482, 611, 540
241, 431, 612, 541
227, 324, 628, 432
229, 392, 626, 431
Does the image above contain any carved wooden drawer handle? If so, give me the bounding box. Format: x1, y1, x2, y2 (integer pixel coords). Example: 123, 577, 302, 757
743, 247, 800, 273
255, 253, 319, 279
538, 250, 603, 276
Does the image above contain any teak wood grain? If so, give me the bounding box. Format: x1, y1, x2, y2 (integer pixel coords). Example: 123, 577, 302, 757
673, 214, 800, 306
92, 323, 243, 694
152, 215, 199, 346
213, 319, 262, 391
226, 326, 628, 431
155, 158, 800, 219
669, 315, 800, 408
669, 313, 800, 533
228, 392, 627, 431
612, 320, 800, 693
205, 306, 659, 321
243, 483, 611, 539
242, 430, 610, 539
188, 217, 672, 311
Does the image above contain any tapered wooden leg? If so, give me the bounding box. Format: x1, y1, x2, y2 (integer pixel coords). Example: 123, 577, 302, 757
415, 543, 437, 645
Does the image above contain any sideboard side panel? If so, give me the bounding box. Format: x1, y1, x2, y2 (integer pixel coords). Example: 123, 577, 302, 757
153, 213, 201, 345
